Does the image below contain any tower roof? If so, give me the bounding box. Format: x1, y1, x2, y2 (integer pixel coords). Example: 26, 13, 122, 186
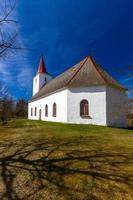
37, 56, 47, 74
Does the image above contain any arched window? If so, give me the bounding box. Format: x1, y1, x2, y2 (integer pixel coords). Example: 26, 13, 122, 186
31, 108, 33, 116
80, 100, 89, 116
39, 109, 42, 120
45, 105, 48, 117
45, 77, 47, 83
53, 103, 57, 117
35, 107, 37, 116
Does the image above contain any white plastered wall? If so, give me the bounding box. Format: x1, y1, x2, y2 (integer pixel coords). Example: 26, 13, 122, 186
28, 89, 68, 123
67, 86, 107, 125
28, 85, 127, 127
106, 86, 128, 127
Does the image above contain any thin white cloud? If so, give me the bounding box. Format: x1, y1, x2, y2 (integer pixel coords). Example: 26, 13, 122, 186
122, 76, 133, 84
0, 0, 34, 98
0, 57, 34, 97
0, 61, 13, 84
17, 65, 33, 89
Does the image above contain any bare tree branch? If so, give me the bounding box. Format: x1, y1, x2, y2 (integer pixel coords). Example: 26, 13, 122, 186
0, 0, 17, 24
0, 0, 23, 58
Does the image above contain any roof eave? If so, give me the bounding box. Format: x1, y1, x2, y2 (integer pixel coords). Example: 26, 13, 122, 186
29, 87, 67, 103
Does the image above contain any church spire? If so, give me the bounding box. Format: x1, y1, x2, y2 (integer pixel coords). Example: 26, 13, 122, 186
33, 55, 53, 96
37, 56, 47, 74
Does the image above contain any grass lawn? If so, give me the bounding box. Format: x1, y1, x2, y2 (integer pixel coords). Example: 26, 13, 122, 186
0, 119, 133, 200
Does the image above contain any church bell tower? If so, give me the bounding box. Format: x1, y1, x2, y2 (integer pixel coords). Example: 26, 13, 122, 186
33, 56, 52, 96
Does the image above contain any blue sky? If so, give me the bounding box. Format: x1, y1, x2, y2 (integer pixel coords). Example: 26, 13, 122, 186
0, 0, 133, 99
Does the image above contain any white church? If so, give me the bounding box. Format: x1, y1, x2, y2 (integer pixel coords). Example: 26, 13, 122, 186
28, 56, 127, 127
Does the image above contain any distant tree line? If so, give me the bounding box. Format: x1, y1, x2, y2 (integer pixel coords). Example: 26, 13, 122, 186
0, 85, 28, 124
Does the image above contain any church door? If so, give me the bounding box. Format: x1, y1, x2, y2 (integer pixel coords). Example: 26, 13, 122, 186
39, 109, 42, 120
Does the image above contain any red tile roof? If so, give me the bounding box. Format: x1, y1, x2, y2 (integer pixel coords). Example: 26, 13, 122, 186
37, 56, 47, 74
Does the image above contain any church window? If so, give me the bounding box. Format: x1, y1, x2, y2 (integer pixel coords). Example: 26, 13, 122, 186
45, 104, 48, 116
80, 100, 89, 116
53, 103, 57, 117
35, 107, 37, 116
39, 109, 42, 120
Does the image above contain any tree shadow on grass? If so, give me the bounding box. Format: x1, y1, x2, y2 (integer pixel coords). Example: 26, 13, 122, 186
0, 138, 133, 200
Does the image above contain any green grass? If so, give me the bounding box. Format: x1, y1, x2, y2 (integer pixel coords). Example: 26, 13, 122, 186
0, 119, 133, 200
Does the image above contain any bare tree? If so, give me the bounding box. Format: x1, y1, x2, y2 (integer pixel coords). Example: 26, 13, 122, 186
0, 0, 21, 57
0, 96, 15, 124
0, 82, 12, 124
15, 98, 28, 118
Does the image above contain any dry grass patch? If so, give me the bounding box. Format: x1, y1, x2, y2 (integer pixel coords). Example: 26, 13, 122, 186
0, 119, 132, 200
